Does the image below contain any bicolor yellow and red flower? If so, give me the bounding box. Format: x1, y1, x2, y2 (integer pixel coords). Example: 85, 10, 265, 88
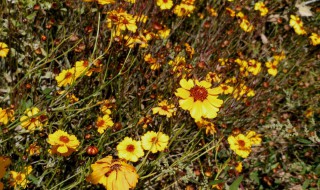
87, 156, 139, 190
47, 130, 80, 156
117, 137, 144, 162
175, 79, 223, 120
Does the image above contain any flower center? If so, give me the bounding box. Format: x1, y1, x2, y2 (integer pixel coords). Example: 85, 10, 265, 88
59, 136, 70, 143
161, 106, 168, 111
190, 85, 208, 101
16, 174, 22, 181
238, 140, 245, 147
151, 137, 157, 143
110, 163, 121, 171
65, 72, 73, 79
97, 120, 105, 127
30, 117, 37, 123
222, 86, 228, 90
126, 144, 135, 152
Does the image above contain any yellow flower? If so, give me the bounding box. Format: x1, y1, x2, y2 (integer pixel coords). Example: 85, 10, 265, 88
117, 137, 144, 162
74, 60, 91, 77
246, 131, 262, 145
309, 33, 320, 46
55, 68, 76, 87
184, 43, 195, 58
266, 61, 279, 76
27, 143, 41, 156
96, 114, 114, 134
9, 166, 32, 189
207, 8, 218, 17
144, 54, 160, 70
0, 107, 15, 125
107, 10, 137, 33
175, 79, 223, 120
157, 27, 170, 39
236, 12, 245, 19
0, 42, 9, 58
289, 15, 307, 35
97, 0, 115, 5
235, 162, 242, 173
157, 0, 173, 10
137, 115, 152, 129
87, 156, 139, 190
174, 4, 195, 17
99, 99, 113, 115
47, 130, 80, 156
273, 51, 286, 61
247, 59, 261, 75
141, 131, 169, 153
239, 19, 254, 32
226, 8, 235, 17
195, 118, 216, 135
57, 91, 79, 103
205, 72, 221, 83
254, 2, 268, 16
134, 14, 148, 23
219, 84, 234, 94
152, 100, 176, 118
228, 134, 252, 158
125, 0, 135, 3
20, 107, 46, 131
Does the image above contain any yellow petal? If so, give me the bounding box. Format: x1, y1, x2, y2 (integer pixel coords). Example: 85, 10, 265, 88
180, 79, 194, 90
175, 88, 190, 99
208, 87, 223, 95
207, 95, 223, 107
197, 80, 211, 88
57, 145, 68, 153
190, 101, 203, 119
179, 97, 194, 110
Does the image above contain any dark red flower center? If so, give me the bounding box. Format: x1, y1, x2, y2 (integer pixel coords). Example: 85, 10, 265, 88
65, 72, 73, 79
238, 140, 245, 147
97, 120, 105, 127
161, 106, 168, 111
190, 85, 208, 101
126, 144, 135, 152
60, 136, 70, 143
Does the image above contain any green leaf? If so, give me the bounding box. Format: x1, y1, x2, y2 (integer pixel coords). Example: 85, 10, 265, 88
28, 174, 39, 185
209, 179, 224, 185
302, 179, 310, 190
230, 175, 243, 190
249, 171, 260, 184
296, 138, 312, 144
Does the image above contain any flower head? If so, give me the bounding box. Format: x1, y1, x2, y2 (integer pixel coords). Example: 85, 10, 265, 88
87, 156, 139, 190
9, 166, 32, 189
0, 42, 9, 58
19, 107, 47, 131
0, 107, 15, 125
266, 61, 279, 76
141, 131, 169, 153
47, 130, 80, 156
195, 118, 216, 135
96, 114, 114, 134
174, 4, 195, 17
55, 68, 77, 87
157, 0, 173, 10
27, 143, 41, 156
309, 33, 320, 46
152, 100, 176, 118
175, 79, 223, 120
254, 2, 268, 16
289, 15, 307, 35
239, 19, 254, 32
228, 134, 252, 158
117, 137, 144, 162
